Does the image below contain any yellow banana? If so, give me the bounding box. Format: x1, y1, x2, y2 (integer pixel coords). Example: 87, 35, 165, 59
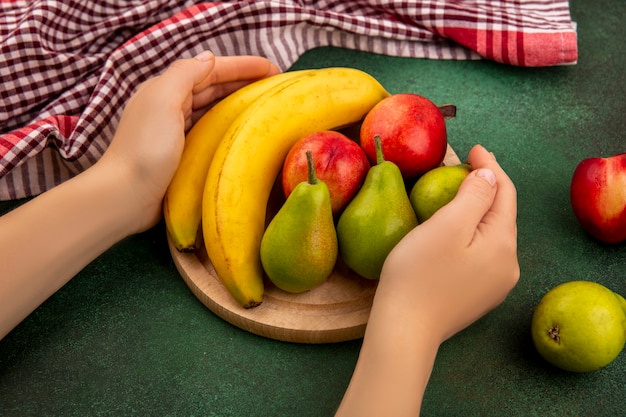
163, 70, 311, 252
203, 67, 390, 308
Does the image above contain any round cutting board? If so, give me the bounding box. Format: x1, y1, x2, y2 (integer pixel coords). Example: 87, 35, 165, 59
168, 144, 461, 344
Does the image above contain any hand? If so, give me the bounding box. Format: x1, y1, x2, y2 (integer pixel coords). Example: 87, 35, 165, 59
378, 144, 520, 342
335, 144, 519, 417
99, 51, 280, 233
0, 52, 280, 339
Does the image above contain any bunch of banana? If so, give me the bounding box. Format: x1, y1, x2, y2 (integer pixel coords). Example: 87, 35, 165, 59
165, 66, 389, 308
203, 68, 389, 308
164, 70, 310, 252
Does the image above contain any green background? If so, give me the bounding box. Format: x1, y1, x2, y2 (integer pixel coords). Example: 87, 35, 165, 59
1, 0, 624, 415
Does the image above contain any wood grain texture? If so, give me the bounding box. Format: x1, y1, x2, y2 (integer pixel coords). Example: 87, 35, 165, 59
168, 144, 461, 344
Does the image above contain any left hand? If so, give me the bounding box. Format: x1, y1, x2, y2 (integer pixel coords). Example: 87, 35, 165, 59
100, 51, 280, 233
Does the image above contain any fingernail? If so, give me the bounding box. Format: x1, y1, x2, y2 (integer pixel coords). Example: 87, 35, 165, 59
476, 168, 496, 186
195, 51, 214, 62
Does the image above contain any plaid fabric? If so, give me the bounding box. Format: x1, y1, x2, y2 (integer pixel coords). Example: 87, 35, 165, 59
0, 0, 577, 200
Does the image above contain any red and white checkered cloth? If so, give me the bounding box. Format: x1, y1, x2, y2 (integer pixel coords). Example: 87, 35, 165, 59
0, 0, 577, 200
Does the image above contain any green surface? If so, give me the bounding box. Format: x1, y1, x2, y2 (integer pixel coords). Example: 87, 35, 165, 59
1, 0, 625, 415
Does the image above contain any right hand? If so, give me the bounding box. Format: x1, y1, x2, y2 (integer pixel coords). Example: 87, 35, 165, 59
377, 144, 520, 343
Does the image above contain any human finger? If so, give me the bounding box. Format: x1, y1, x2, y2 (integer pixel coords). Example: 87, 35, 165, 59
190, 62, 281, 111
187, 66, 284, 128
144, 51, 217, 110
111, 51, 217, 152
431, 166, 498, 243
191, 55, 279, 95
209, 56, 279, 85
467, 145, 517, 232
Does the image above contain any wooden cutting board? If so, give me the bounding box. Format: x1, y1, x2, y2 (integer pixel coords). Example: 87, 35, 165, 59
168, 144, 461, 344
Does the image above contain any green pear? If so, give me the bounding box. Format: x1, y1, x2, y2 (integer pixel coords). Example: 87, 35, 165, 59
531, 281, 626, 372
336, 136, 418, 279
409, 163, 471, 223
260, 151, 338, 293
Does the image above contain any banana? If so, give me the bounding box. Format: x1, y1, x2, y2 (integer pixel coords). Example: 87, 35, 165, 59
163, 70, 311, 252
202, 67, 390, 308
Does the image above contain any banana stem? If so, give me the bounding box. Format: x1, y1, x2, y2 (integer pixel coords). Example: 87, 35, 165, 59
306, 150, 318, 185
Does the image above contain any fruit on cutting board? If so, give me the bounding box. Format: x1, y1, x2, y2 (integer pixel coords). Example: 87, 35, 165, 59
202, 67, 389, 307
281, 130, 370, 216
410, 163, 471, 223
570, 152, 626, 244
531, 281, 626, 373
164, 70, 311, 252
336, 136, 418, 279
261, 151, 338, 293
359, 93, 448, 180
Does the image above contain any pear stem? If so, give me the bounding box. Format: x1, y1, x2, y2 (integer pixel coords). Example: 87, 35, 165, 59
374, 135, 385, 165
306, 150, 318, 185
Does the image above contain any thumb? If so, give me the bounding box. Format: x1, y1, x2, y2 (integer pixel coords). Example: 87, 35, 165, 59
155, 51, 216, 102
437, 168, 497, 237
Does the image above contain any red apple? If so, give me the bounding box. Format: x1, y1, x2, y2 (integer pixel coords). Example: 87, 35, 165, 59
570, 152, 626, 244
359, 93, 448, 180
282, 130, 370, 215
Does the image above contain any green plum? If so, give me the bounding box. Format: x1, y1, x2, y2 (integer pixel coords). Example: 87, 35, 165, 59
409, 163, 471, 222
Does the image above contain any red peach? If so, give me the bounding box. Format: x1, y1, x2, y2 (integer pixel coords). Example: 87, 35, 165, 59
282, 131, 370, 216
570, 152, 626, 244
